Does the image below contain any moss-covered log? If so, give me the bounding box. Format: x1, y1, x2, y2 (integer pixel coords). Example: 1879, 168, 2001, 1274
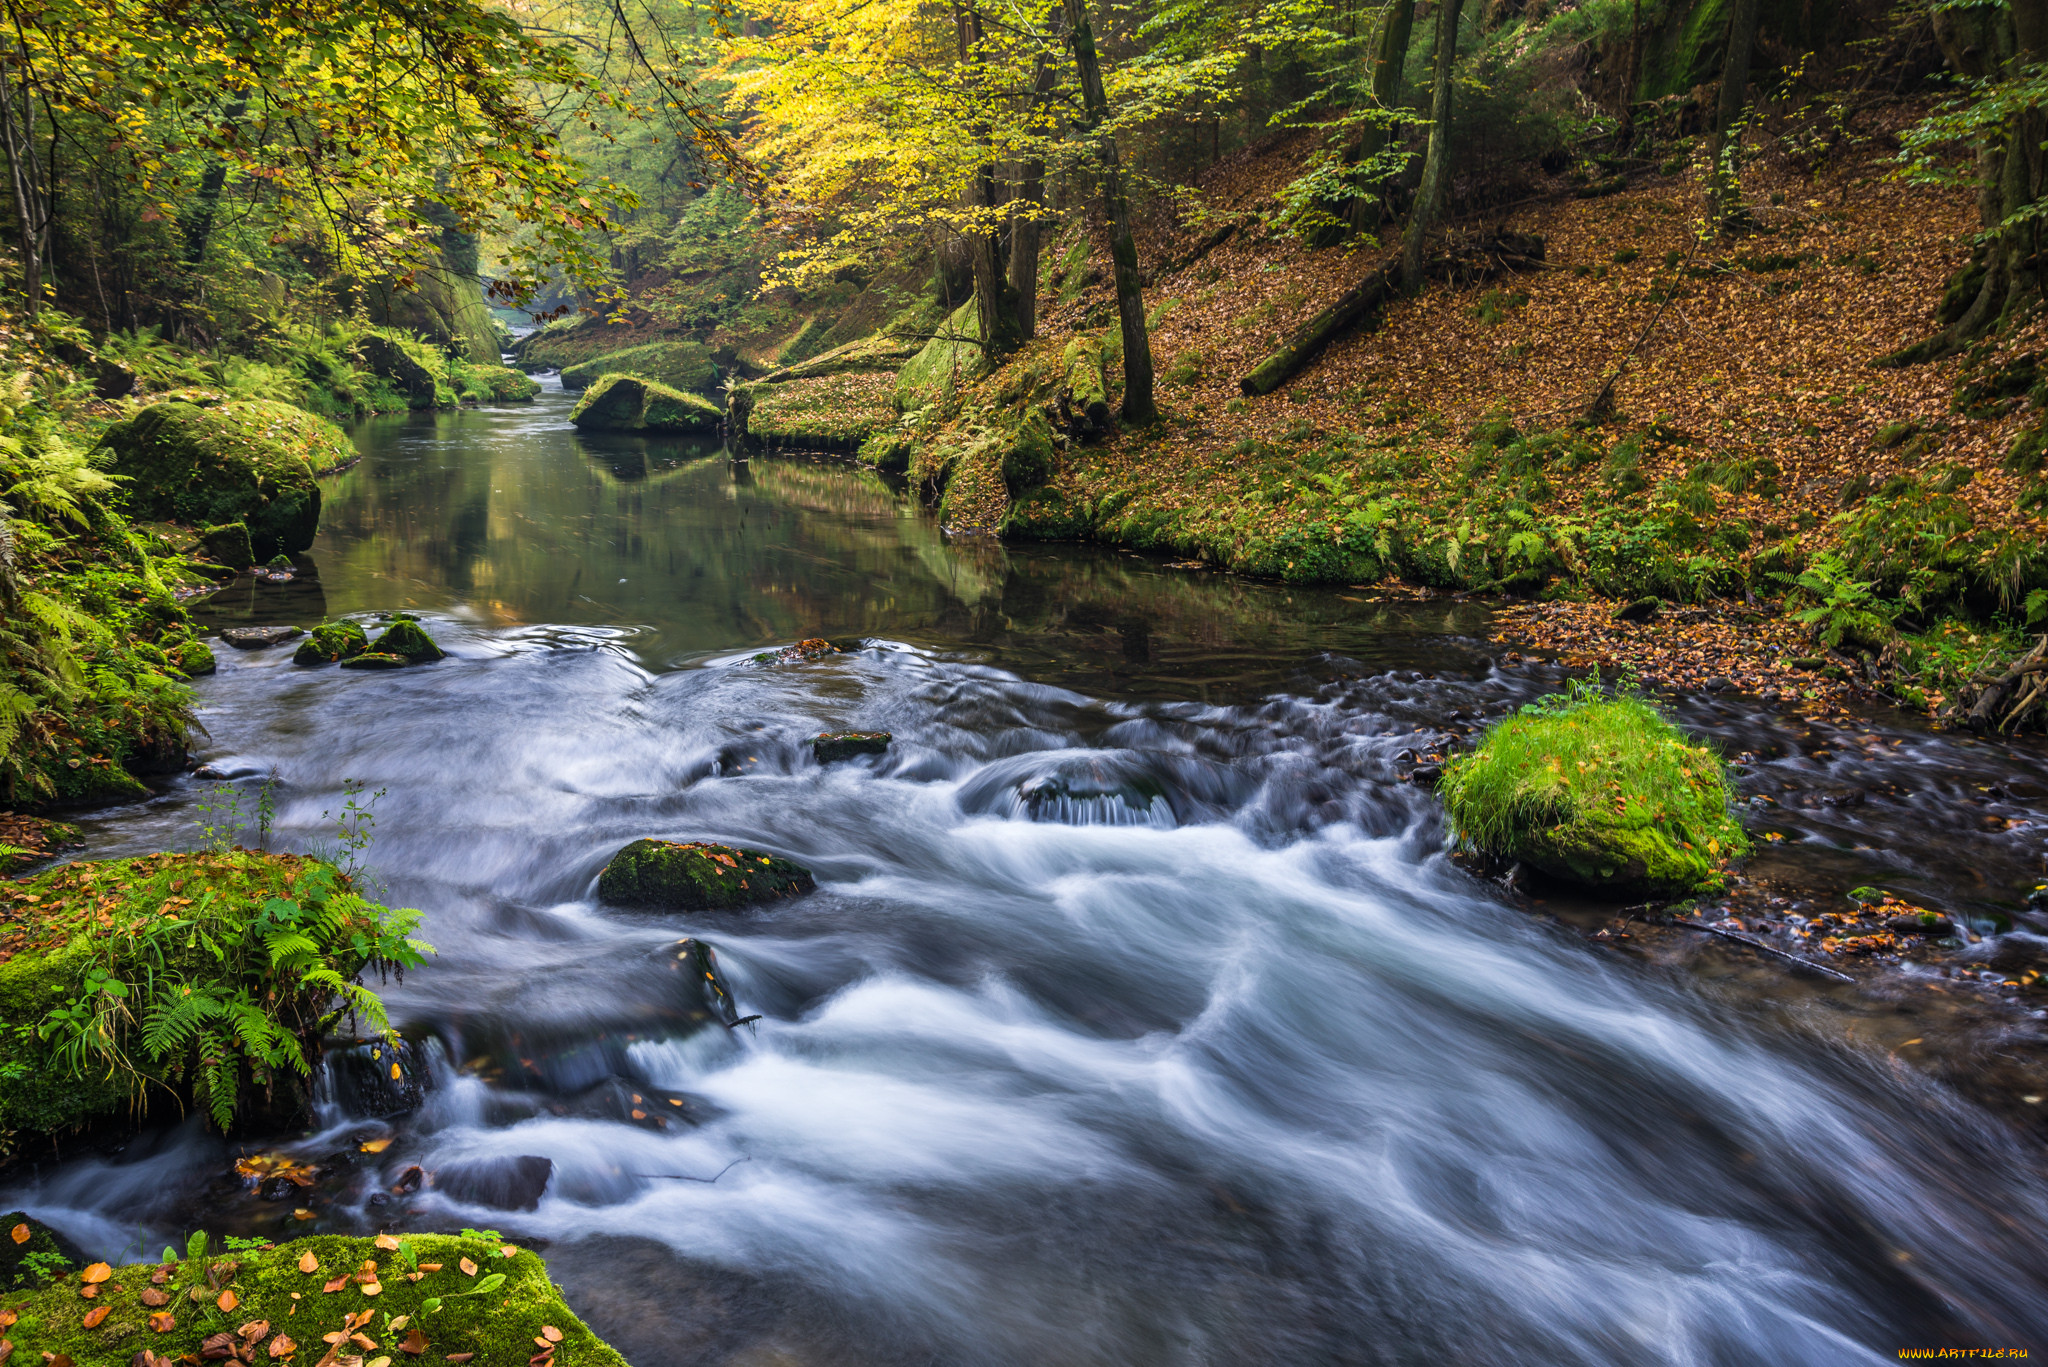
1239, 264, 1399, 397
0, 1233, 626, 1367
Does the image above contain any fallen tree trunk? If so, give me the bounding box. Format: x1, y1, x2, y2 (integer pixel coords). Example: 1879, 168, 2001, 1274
1955, 633, 2048, 732
1239, 232, 1543, 396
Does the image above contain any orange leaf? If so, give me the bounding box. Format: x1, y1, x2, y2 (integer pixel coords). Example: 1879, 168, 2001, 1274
399, 1330, 429, 1355
82, 1305, 110, 1329
539, 1327, 562, 1344
298, 1252, 320, 1274
359, 1138, 393, 1154
268, 1334, 297, 1358
458, 1258, 477, 1277
322, 1276, 349, 1294
218, 1289, 240, 1312
7, 1225, 26, 1245
148, 1310, 176, 1333
81, 1262, 112, 1284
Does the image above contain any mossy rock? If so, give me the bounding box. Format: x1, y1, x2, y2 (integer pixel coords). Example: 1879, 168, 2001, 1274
99, 401, 338, 558
369, 618, 443, 662
292, 621, 369, 666
196, 521, 253, 570
598, 838, 817, 911
896, 298, 983, 410
455, 362, 541, 403
1004, 486, 1093, 540
0, 851, 405, 1149
813, 731, 891, 763
359, 330, 453, 409
1437, 689, 1749, 900
568, 374, 723, 433
560, 340, 719, 394
0, 1233, 627, 1366
339, 651, 410, 671
170, 639, 217, 677
0, 1213, 82, 1292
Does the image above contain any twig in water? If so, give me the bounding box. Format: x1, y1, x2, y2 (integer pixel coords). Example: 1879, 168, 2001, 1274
725, 1014, 762, 1029
1669, 917, 1855, 983
629, 1158, 751, 1184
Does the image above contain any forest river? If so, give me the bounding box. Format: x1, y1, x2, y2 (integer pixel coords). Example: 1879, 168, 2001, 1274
7, 384, 2048, 1364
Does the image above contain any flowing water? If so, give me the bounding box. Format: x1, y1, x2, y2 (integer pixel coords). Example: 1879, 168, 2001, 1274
10, 386, 2048, 1364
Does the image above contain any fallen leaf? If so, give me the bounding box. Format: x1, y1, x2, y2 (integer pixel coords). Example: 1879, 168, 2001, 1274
141, 1288, 170, 1307
0, 1340, 11, 1365
359, 1139, 393, 1154
457, 1258, 476, 1277
82, 1262, 112, 1284
294, 1209, 316, 1221
398, 1331, 428, 1356
443, 1357, 474, 1364
323, 1276, 350, 1294
500, 1245, 517, 1258
150, 1267, 169, 1285
387, 1317, 408, 1333
219, 1289, 241, 1313
404, 1273, 424, 1284
539, 1327, 562, 1344
81, 1305, 109, 1329
350, 1333, 377, 1350
268, 1335, 297, 1359
415, 1265, 440, 1273
239, 1320, 272, 1341
7, 1225, 25, 1245
373, 1235, 400, 1252
148, 1310, 176, 1333
0, 1311, 12, 1328
368, 1359, 392, 1367
299, 1252, 320, 1274
361, 1283, 382, 1297
201, 1331, 239, 1360
527, 1353, 554, 1367
80, 1284, 99, 1300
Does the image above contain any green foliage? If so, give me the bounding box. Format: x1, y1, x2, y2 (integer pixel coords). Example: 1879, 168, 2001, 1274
0, 851, 428, 1138
1785, 552, 1897, 653
1438, 680, 1749, 898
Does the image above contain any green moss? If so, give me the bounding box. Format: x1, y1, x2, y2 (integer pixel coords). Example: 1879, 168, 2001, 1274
0, 1214, 74, 1292
453, 362, 540, 403
338, 652, 409, 670
896, 299, 983, 410
292, 621, 368, 666
0, 851, 421, 1146
99, 402, 336, 557
568, 375, 723, 434
170, 639, 217, 677
0, 1233, 626, 1367
741, 372, 896, 449
559, 341, 719, 395
368, 619, 443, 662
1437, 685, 1749, 899
597, 838, 816, 910
196, 522, 253, 569
358, 332, 455, 411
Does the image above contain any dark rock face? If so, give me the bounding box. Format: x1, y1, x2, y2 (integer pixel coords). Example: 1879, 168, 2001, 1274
597, 839, 816, 911
219, 626, 303, 649
813, 731, 892, 764
294, 621, 370, 666
0, 1211, 87, 1291
431, 1154, 554, 1211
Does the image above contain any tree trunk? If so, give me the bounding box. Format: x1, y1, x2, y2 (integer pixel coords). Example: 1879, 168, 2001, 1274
0, 55, 46, 320
1707, 0, 1762, 228
1240, 262, 1400, 395
1401, 0, 1464, 293
1006, 29, 1063, 344
1881, 0, 2045, 363
1617, 0, 1642, 146
958, 4, 1024, 362
1346, 0, 1415, 232
1063, 0, 1154, 424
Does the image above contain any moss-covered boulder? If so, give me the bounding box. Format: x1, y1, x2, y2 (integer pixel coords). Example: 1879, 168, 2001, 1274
0, 1232, 626, 1367
896, 298, 984, 409
1059, 334, 1113, 441
338, 651, 410, 670
0, 851, 422, 1152
1437, 687, 1750, 899
100, 402, 340, 558
560, 340, 719, 394
196, 521, 253, 569
369, 617, 443, 662
454, 362, 541, 403
569, 374, 723, 434
292, 620, 369, 666
737, 371, 897, 451
169, 638, 217, 677
598, 838, 816, 911
814, 731, 891, 763
360, 330, 453, 409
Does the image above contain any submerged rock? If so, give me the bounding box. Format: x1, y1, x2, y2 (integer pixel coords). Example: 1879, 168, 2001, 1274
598, 838, 816, 911
371, 616, 445, 662
99, 400, 345, 556
814, 731, 892, 763
339, 651, 410, 670
293, 620, 370, 666
219, 625, 303, 649
432, 1154, 555, 1211
753, 637, 841, 664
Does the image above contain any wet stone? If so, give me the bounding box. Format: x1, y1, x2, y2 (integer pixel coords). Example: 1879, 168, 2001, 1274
432, 1154, 555, 1211
598, 838, 816, 911
338, 652, 410, 670
813, 731, 892, 764
219, 625, 303, 649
